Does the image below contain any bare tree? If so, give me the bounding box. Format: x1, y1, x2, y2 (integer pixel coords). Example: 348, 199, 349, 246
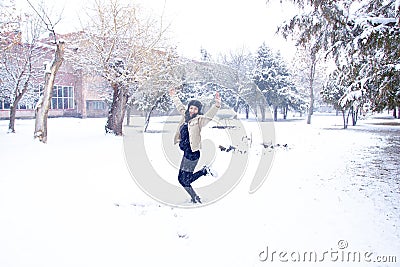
218, 47, 256, 119
27, 0, 65, 143
0, 0, 21, 52
290, 44, 327, 124
1, 13, 42, 133
71, 0, 175, 136
2, 42, 33, 132
1, 0, 22, 132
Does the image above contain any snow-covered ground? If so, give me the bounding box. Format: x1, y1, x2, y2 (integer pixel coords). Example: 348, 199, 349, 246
0, 112, 399, 267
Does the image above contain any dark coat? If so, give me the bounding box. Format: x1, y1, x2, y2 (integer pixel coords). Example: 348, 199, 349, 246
172, 95, 220, 152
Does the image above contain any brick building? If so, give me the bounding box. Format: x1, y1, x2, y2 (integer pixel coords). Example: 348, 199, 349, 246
0, 33, 109, 119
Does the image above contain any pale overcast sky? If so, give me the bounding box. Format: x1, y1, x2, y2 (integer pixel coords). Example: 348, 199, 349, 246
144, 0, 298, 59
16, 0, 297, 60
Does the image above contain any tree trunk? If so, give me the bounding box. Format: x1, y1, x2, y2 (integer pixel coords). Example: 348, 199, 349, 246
245, 104, 249, 119
352, 106, 358, 126
283, 104, 288, 120
8, 92, 24, 133
398, 106, 400, 119
260, 104, 266, 122
307, 95, 314, 124
233, 94, 240, 119
105, 83, 129, 136
34, 41, 65, 143
307, 79, 315, 124
9, 105, 17, 133
126, 105, 131, 126
347, 108, 352, 126
307, 48, 317, 125
8, 55, 32, 133
144, 105, 157, 132
341, 108, 353, 129
273, 106, 278, 121
342, 109, 348, 129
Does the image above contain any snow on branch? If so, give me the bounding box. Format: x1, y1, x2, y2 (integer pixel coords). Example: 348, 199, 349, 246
339, 89, 363, 108
338, 76, 369, 108
397, 0, 400, 15
355, 17, 397, 26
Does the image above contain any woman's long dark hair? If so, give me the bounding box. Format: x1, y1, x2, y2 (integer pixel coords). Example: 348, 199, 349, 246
184, 100, 203, 122
184, 109, 203, 122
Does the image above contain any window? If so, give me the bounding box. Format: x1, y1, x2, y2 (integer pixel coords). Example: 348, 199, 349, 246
87, 100, 106, 110
0, 99, 11, 109
50, 85, 74, 109
32, 84, 74, 110
1, 99, 33, 110
34, 84, 44, 96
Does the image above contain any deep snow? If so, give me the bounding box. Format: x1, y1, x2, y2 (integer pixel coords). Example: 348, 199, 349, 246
0, 112, 399, 267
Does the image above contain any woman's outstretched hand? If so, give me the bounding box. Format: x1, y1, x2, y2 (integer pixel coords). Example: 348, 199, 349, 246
169, 88, 176, 97
215, 92, 221, 107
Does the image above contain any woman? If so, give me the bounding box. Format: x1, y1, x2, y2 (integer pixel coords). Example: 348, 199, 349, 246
169, 88, 221, 203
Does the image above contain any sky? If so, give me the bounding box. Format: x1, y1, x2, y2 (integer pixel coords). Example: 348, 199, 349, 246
144, 0, 298, 59
16, 0, 298, 60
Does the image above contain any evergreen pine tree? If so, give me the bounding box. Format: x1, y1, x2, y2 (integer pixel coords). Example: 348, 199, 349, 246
253, 43, 304, 121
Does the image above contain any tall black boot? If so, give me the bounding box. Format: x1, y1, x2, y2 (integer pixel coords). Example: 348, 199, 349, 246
184, 186, 200, 203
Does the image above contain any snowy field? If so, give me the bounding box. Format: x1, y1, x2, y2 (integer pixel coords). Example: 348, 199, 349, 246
0, 112, 399, 267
